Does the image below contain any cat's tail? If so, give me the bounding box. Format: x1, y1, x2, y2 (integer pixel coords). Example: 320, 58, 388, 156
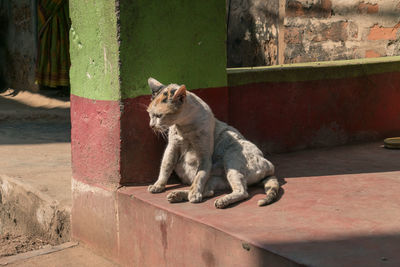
258, 176, 279, 206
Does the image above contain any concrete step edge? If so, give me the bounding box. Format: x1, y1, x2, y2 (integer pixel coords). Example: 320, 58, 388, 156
0, 174, 71, 244
0, 241, 78, 266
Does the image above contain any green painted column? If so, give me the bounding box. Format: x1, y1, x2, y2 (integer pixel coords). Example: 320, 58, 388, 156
119, 0, 227, 99
70, 0, 227, 101
69, 0, 121, 101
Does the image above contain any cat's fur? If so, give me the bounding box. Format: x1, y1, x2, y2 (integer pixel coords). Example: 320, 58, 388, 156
146, 77, 279, 208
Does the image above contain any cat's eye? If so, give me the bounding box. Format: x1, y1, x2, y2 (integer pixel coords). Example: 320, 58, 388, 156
153, 114, 163, 118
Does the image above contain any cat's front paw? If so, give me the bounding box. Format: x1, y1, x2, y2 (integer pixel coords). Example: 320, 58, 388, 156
214, 198, 228, 209
188, 190, 203, 203
148, 183, 165, 193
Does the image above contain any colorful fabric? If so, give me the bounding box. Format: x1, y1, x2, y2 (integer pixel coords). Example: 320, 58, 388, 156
36, 0, 70, 87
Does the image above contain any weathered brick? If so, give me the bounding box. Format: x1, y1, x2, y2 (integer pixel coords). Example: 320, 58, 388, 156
348, 22, 359, 39
320, 0, 332, 13
358, 2, 379, 14
368, 23, 400, 40
286, 0, 332, 18
285, 27, 302, 44
286, 0, 304, 17
309, 21, 348, 42
365, 50, 381, 58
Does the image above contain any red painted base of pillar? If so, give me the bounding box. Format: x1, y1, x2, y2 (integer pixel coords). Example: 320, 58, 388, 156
70, 95, 121, 185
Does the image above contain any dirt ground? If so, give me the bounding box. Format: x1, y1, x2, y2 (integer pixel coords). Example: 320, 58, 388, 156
0, 233, 51, 258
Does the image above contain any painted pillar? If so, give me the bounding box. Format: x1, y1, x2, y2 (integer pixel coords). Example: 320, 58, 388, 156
70, 0, 227, 187
69, 0, 227, 258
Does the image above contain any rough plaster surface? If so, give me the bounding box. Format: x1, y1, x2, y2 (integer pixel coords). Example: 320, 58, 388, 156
227, 0, 280, 67
69, 0, 121, 101
227, 0, 400, 66
0, 175, 70, 244
284, 0, 400, 63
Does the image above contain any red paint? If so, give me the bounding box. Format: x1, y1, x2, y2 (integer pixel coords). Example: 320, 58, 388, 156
71, 72, 400, 185
120, 95, 166, 185
71, 180, 119, 260
70, 94, 121, 185
229, 72, 400, 153
116, 187, 296, 267
191, 86, 229, 122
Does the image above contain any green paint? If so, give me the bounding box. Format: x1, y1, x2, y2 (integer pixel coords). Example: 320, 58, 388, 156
228, 56, 400, 86
119, 0, 227, 99
69, 0, 120, 101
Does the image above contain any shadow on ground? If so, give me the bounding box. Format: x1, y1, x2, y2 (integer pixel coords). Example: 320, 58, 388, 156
0, 121, 71, 144
269, 142, 400, 178
0, 89, 71, 145
257, 233, 400, 267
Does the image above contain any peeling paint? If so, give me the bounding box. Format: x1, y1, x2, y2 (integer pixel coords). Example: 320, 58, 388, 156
71, 178, 114, 198
155, 210, 167, 222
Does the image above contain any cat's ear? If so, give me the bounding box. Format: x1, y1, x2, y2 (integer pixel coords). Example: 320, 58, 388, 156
148, 77, 164, 98
172, 85, 186, 102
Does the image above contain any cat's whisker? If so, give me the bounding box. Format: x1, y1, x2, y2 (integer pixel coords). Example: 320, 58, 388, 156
161, 130, 168, 140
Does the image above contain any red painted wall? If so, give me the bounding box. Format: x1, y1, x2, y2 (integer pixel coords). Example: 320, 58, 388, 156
229, 72, 400, 153
72, 71, 400, 186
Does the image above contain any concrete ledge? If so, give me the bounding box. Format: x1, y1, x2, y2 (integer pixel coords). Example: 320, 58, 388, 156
227, 56, 400, 86
72, 143, 400, 266
0, 175, 70, 244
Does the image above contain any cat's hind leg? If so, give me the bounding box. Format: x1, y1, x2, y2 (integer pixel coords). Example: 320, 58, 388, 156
257, 176, 279, 206
167, 189, 214, 203
214, 169, 249, 209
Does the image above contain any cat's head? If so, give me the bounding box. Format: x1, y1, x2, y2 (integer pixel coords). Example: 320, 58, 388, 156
147, 77, 187, 132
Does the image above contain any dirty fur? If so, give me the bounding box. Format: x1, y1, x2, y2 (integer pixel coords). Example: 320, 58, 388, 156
146, 77, 279, 208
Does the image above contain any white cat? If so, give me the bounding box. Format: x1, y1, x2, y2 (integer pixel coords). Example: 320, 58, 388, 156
147, 78, 279, 208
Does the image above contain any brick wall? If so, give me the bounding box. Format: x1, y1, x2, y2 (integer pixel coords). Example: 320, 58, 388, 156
227, 0, 400, 67
227, 0, 280, 67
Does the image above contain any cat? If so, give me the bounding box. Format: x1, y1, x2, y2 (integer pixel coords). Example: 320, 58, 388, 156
146, 77, 279, 208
